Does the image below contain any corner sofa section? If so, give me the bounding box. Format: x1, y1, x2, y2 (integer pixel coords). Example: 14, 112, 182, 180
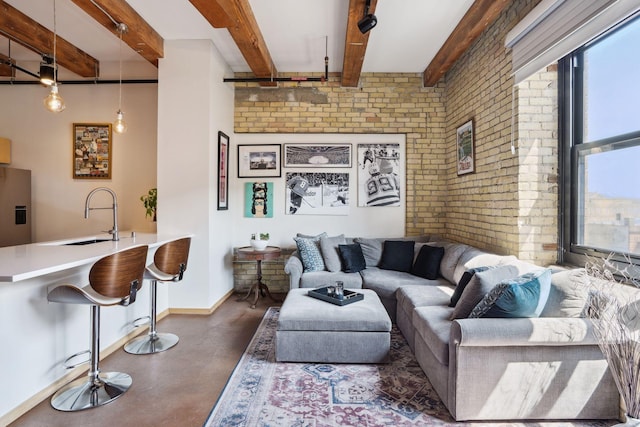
283, 236, 619, 421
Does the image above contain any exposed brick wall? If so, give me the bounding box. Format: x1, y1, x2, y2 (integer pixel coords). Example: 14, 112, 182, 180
232, 0, 557, 264
232, 247, 295, 294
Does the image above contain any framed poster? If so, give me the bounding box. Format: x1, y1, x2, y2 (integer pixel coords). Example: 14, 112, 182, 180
237, 144, 281, 178
244, 182, 274, 218
283, 143, 352, 168
457, 119, 475, 175
357, 143, 402, 207
285, 172, 350, 215
73, 123, 112, 179
217, 131, 229, 210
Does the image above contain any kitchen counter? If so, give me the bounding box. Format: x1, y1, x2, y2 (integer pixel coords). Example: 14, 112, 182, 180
0, 232, 189, 282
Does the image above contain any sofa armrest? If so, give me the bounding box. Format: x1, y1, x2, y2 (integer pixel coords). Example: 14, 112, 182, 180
284, 251, 303, 290
451, 317, 598, 347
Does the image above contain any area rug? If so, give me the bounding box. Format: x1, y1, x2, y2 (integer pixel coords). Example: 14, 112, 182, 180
204, 307, 611, 427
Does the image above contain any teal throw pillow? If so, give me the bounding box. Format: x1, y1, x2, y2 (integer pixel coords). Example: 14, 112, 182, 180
293, 233, 328, 272
469, 269, 552, 318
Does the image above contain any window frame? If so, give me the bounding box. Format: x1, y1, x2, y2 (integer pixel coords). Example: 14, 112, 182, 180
559, 16, 640, 268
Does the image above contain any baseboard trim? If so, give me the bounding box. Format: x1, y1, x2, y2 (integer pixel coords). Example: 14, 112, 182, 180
168, 289, 235, 315
0, 292, 232, 426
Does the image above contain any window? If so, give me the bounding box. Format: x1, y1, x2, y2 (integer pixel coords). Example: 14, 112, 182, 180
560, 14, 640, 266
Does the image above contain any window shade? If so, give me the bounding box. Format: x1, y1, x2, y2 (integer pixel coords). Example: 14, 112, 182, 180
506, 0, 640, 84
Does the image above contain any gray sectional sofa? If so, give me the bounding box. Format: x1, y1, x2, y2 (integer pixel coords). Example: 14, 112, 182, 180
284, 236, 621, 421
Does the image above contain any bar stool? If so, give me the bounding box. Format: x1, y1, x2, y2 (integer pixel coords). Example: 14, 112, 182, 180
124, 237, 191, 355
47, 245, 148, 411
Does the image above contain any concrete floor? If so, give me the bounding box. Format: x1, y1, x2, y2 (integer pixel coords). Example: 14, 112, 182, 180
9, 293, 283, 427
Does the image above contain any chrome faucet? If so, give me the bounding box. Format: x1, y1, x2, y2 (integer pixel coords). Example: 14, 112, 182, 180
84, 187, 119, 241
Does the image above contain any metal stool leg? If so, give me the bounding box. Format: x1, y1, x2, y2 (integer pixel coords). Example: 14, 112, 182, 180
51, 306, 132, 411
124, 280, 179, 354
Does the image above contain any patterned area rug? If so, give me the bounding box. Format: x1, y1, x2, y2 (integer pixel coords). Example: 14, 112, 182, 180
204, 307, 612, 427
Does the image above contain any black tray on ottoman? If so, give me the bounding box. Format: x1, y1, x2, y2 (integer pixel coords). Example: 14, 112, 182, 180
308, 286, 364, 306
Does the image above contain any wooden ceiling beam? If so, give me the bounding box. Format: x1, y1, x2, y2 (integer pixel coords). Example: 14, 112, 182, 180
190, 0, 277, 87
0, 52, 15, 77
0, 0, 99, 78
342, 0, 377, 87
423, 0, 511, 87
70, 0, 163, 67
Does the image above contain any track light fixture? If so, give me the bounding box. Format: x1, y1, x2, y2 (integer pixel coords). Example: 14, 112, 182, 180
39, 55, 55, 86
358, 0, 377, 34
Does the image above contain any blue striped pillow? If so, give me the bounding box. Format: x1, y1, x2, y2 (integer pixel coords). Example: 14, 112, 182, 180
294, 233, 327, 272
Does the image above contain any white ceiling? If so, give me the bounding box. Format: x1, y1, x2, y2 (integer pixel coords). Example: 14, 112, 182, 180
1, 0, 474, 78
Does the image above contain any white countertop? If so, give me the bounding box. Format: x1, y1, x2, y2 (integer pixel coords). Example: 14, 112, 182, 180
0, 233, 190, 282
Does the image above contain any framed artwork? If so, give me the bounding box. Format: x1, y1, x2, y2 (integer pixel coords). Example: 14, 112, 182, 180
357, 143, 402, 207
237, 144, 281, 178
456, 119, 475, 175
217, 131, 229, 210
283, 143, 352, 168
244, 182, 274, 218
73, 123, 112, 179
285, 172, 350, 215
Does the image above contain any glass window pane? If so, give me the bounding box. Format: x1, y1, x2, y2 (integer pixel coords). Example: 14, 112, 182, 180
577, 144, 640, 255
583, 18, 640, 142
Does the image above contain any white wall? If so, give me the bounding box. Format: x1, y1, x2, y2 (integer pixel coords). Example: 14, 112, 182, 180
0, 82, 158, 241
232, 133, 407, 248
157, 39, 235, 309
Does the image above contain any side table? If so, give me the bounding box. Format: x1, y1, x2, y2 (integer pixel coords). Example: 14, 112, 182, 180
236, 246, 282, 308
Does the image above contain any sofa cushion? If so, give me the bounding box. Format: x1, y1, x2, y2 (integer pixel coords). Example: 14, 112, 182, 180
294, 233, 328, 272
449, 267, 490, 307
541, 269, 589, 318
412, 245, 445, 280
439, 243, 472, 283
320, 234, 346, 272
379, 240, 415, 273
353, 237, 386, 267
452, 248, 517, 285
299, 270, 363, 289
413, 306, 454, 366
360, 267, 438, 301
450, 265, 520, 320
469, 269, 552, 318
397, 284, 455, 317
338, 243, 367, 273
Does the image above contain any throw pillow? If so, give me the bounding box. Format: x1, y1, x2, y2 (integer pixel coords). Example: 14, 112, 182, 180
411, 245, 445, 280
293, 232, 328, 272
449, 267, 490, 307
450, 265, 520, 320
540, 269, 589, 318
319, 234, 346, 273
469, 269, 552, 318
338, 243, 367, 273
379, 240, 415, 273
353, 237, 386, 267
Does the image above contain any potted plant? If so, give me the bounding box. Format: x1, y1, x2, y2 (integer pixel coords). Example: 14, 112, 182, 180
250, 232, 269, 251
140, 188, 157, 222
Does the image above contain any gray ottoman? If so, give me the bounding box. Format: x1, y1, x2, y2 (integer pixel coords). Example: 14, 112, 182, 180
276, 288, 392, 363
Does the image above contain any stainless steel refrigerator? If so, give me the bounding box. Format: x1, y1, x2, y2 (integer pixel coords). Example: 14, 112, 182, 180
0, 167, 32, 247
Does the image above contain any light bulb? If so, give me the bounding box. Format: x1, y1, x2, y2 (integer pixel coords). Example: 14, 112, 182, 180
43, 84, 65, 113
114, 110, 127, 134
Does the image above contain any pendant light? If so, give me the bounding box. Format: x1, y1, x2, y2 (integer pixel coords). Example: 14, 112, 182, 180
43, 0, 65, 113
113, 23, 128, 134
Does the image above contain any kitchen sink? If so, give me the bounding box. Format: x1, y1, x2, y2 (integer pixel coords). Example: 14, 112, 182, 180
63, 238, 112, 246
